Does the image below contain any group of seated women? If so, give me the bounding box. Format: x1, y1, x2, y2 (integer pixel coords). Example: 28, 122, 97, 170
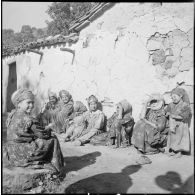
4, 86, 192, 173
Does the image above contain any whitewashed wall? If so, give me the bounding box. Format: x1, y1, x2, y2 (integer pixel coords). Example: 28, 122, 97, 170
3, 3, 193, 138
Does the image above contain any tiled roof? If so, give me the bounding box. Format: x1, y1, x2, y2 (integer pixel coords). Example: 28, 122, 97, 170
2, 2, 115, 58
2, 33, 79, 58
69, 2, 115, 32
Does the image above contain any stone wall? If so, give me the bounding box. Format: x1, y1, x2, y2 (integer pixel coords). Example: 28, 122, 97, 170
3, 3, 193, 137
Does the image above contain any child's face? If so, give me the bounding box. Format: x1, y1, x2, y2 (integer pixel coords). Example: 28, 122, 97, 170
89, 101, 98, 111
171, 93, 182, 104
150, 100, 159, 110
18, 99, 34, 114
49, 96, 57, 104
61, 94, 69, 104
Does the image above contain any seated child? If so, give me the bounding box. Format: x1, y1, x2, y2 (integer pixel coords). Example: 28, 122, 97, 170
107, 99, 135, 148
165, 87, 192, 158
72, 95, 105, 146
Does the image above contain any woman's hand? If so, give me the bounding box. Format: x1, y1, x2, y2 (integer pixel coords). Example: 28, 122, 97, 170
24, 119, 33, 131
170, 114, 182, 120
166, 112, 171, 117
45, 123, 53, 130
143, 119, 157, 128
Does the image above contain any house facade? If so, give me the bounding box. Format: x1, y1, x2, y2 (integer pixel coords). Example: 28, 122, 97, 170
2, 3, 193, 138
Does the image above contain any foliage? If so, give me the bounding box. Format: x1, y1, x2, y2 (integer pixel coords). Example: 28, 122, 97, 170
46, 2, 97, 36
3, 3, 97, 49
3, 25, 47, 49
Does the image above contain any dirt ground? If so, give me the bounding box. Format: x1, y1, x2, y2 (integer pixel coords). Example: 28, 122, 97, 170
56, 135, 194, 194
2, 113, 194, 194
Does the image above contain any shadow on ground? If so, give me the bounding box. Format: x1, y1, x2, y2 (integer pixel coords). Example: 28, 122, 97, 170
155, 171, 194, 194
60, 151, 101, 178
65, 164, 142, 193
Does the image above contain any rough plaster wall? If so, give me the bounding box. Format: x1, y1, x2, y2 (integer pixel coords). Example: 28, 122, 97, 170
3, 3, 193, 137
79, 3, 194, 115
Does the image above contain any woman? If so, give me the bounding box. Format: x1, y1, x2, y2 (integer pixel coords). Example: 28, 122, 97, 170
4, 88, 64, 173
107, 99, 135, 148
37, 91, 60, 128
56, 90, 74, 133
63, 101, 87, 142
165, 87, 192, 158
72, 95, 105, 146
131, 94, 168, 155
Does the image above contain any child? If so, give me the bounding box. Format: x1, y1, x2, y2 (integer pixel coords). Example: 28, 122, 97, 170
165, 87, 192, 158
72, 95, 105, 146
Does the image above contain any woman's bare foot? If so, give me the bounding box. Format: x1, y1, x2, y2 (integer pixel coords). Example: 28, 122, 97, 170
64, 137, 70, 142
111, 145, 119, 149
173, 152, 182, 158
73, 140, 82, 146
168, 151, 176, 156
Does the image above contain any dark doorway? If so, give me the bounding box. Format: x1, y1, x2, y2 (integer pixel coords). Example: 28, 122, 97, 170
6, 62, 17, 112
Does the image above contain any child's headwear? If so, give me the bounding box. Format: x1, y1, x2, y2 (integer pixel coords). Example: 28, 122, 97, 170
171, 87, 190, 105
87, 95, 98, 106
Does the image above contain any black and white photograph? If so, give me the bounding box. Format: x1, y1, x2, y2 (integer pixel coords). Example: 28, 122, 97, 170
1, 2, 194, 194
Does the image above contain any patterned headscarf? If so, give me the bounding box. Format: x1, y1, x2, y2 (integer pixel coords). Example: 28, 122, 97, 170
87, 95, 98, 106
59, 90, 73, 102
7, 89, 34, 127
11, 88, 34, 107
171, 87, 190, 105
148, 93, 164, 110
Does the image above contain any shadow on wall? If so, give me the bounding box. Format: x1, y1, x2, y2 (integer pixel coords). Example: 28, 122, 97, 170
33, 92, 46, 116
155, 171, 194, 194
65, 164, 142, 193
60, 151, 101, 178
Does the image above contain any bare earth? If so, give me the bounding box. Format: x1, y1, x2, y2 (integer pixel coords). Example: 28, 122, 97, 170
2, 113, 194, 194
56, 135, 194, 194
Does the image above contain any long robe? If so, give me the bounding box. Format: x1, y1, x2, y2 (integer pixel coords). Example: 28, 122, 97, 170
38, 100, 74, 133
165, 101, 191, 152
4, 110, 64, 172
131, 108, 167, 153
76, 110, 105, 144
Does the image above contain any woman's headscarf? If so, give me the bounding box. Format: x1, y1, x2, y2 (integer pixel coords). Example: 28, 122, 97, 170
87, 95, 98, 106
171, 87, 190, 105
148, 93, 164, 110
116, 99, 132, 115
59, 90, 73, 102
11, 88, 34, 107
6, 88, 34, 128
